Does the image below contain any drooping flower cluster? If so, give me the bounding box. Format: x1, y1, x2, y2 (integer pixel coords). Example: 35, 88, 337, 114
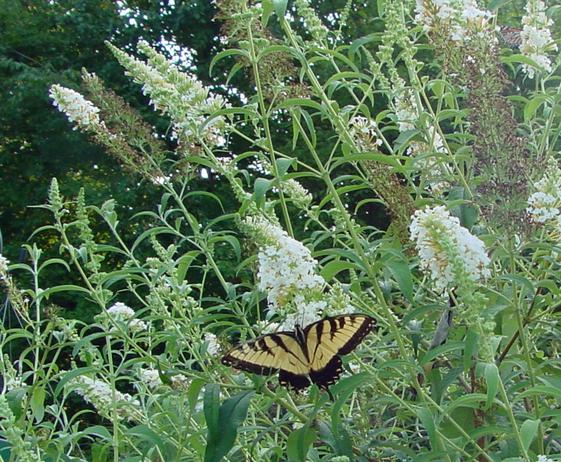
349, 116, 383, 151
104, 302, 148, 332
527, 158, 561, 225
520, 0, 558, 78
108, 41, 228, 150
243, 215, 326, 328
410, 206, 491, 291
68, 375, 140, 421
415, 0, 493, 42
49, 85, 102, 130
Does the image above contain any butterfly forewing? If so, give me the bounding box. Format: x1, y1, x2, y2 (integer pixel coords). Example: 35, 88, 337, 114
304, 315, 376, 389
221, 332, 309, 376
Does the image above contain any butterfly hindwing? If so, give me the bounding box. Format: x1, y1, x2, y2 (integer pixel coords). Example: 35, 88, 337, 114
304, 315, 376, 389
221, 332, 309, 377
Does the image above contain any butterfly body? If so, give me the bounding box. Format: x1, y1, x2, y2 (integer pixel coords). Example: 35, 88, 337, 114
222, 314, 376, 391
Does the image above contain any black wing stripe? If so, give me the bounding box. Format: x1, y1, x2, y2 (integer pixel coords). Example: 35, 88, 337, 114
270, 334, 308, 366
337, 316, 376, 355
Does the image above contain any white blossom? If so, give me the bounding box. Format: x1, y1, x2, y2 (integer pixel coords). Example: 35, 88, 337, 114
255, 320, 281, 334
136, 368, 162, 390
0, 254, 9, 275
105, 302, 148, 332
69, 376, 140, 420
520, 0, 558, 78
49, 85, 101, 129
349, 116, 383, 151
410, 206, 491, 291
204, 332, 220, 355
244, 215, 326, 327
415, 0, 493, 42
107, 302, 136, 320
280, 297, 324, 330
527, 158, 561, 223
108, 42, 228, 149
537, 456, 553, 462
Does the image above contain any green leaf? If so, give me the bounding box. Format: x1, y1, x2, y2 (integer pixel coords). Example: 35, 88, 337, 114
417, 407, 439, 450
272, 0, 288, 17
30, 386, 45, 423
520, 419, 539, 452
463, 328, 479, 371
204, 384, 220, 440
484, 363, 499, 410
276, 158, 295, 177
320, 260, 357, 281
126, 425, 166, 450
287, 426, 317, 462
204, 390, 254, 462
262, 0, 274, 25
253, 177, 271, 206
188, 379, 206, 412
386, 258, 413, 302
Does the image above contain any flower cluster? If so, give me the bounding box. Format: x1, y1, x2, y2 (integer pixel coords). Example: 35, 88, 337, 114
415, 0, 493, 42
244, 215, 325, 327
294, 0, 329, 43
537, 456, 553, 462
108, 41, 228, 150
204, 332, 220, 355
136, 368, 162, 390
410, 206, 491, 291
0, 254, 9, 276
393, 87, 418, 132
49, 85, 101, 130
105, 302, 148, 332
527, 158, 561, 224
282, 179, 313, 209
349, 116, 383, 151
68, 375, 140, 421
520, 0, 558, 78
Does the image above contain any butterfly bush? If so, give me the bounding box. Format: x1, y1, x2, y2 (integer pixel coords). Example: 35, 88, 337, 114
520, 0, 558, 78
414, 0, 492, 42
107, 41, 229, 149
67, 376, 141, 421
410, 205, 491, 291
6, 0, 561, 460
244, 215, 325, 328
49, 85, 101, 129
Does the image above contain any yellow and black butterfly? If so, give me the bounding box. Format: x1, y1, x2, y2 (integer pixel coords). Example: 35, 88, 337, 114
221, 314, 376, 392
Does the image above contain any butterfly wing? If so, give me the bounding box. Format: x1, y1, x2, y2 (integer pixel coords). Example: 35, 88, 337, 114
304, 315, 376, 389
221, 332, 310, 389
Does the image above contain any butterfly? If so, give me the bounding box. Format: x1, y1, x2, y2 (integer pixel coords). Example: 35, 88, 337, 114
221, 314, 376, 392
498, 26, 523, 48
